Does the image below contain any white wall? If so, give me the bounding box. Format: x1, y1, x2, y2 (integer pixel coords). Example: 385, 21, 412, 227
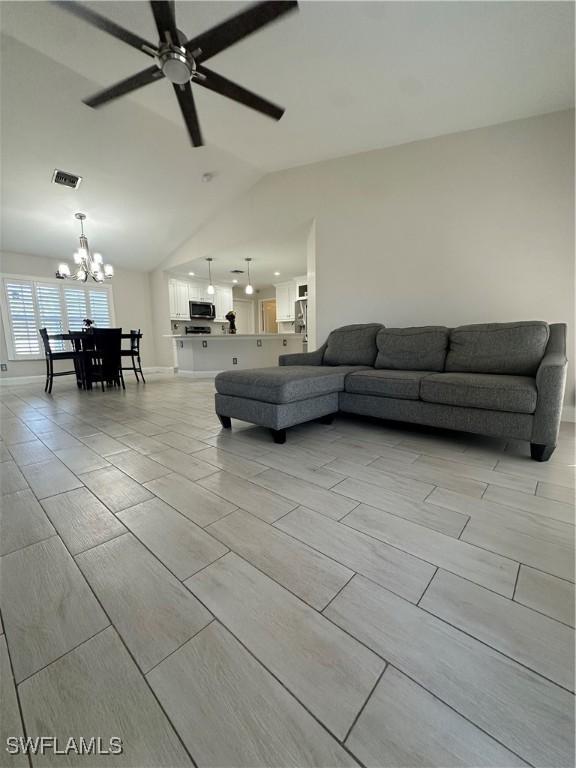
161, 111, 575, 414
0, 251, 158, 378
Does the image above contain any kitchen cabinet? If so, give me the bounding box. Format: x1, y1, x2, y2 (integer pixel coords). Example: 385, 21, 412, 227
169, 279, 191, 320
275, 281, 296, 321
169, 278, 232, 320
215, 286, 233, 321
189, 280, 213, 302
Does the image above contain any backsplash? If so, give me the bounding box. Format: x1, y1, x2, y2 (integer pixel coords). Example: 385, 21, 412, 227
171, 320, 229, 336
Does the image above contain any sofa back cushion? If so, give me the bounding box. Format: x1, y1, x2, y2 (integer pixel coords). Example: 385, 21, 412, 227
323, 323, 383, 366
375, 326, 449, 371
446, 321, 549, 376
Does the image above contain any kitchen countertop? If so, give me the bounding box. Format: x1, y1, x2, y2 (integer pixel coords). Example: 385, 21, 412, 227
165, 333, 303, 340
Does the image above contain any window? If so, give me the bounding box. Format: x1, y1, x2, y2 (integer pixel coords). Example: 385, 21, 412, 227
36, 284, 65, 351
64, 288, 88, 331
1, 276, 114, 360
4, 281, 40, 356
89, 290, 112, 327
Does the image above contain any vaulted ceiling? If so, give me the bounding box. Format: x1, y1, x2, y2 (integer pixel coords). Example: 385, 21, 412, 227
1, 1, 573, 270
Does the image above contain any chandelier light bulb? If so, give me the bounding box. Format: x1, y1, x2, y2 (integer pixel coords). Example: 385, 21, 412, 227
77, 269, 86, 282
104, 264, 114, 277
245, 284, 254, 295
93, 253, 103, 265
207, 284, 215, 295
58, 263, 71, 277
73, 252, 82, 264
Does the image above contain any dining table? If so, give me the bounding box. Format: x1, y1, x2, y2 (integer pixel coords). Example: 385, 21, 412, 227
50, 331, 138, 391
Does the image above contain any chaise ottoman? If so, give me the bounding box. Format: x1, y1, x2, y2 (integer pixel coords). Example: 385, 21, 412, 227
214, 365, 366, 443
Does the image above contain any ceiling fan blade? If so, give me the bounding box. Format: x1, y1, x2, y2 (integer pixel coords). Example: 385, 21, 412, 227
150, 0, 180, 45
173, 82, 203, 147
185, 1, 298, 63
51, 1, 157, 57
196, 65, 284, 120
84, 66, 164, 109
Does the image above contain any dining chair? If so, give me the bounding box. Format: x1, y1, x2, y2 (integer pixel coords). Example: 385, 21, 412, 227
121, 329, 145, 383
39, 328, 81, 394
89, 328, 125, 392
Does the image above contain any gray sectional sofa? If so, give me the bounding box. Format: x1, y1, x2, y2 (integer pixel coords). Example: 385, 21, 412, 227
214, 321, 568, 460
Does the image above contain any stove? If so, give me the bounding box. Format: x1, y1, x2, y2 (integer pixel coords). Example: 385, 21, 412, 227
185, 326, 211, 335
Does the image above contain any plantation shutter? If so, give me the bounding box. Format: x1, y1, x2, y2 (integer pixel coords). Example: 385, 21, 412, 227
88, 290, 112, 327
64, 288, 88, 331
36, 284, 65, 351
4, 280, 39, 356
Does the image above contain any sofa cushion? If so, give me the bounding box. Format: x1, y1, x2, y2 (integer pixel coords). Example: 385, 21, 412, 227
345, 369, 435, 400
375, 326, 449, 371
420, 373, 537, 414
323, 323, 383, 366
446, 321, 549, 376
215, 365, 368, 405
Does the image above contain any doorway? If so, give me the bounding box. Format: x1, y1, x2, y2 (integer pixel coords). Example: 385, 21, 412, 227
259, 299, 277, 333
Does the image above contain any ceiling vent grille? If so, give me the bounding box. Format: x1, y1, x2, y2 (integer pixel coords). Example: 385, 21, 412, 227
230, 269, 245, 274
52, 169, 82, 189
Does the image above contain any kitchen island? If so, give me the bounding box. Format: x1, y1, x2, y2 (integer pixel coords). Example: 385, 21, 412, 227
167, 334, 305, 376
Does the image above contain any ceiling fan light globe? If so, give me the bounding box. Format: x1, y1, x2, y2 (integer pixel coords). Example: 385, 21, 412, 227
161, 52, 192, 84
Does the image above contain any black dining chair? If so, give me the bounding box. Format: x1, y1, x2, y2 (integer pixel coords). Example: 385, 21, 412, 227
39, 328, 80, 394
89, 328, 125, 392
121, 329, 145, 383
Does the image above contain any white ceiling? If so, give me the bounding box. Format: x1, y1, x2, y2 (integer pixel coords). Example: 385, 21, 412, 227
1, 1, 573, 270
168, 224, 308, 289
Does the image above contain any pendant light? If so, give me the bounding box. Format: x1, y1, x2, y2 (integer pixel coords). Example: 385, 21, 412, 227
206, 257, 215, 295
245, 258, 254, 295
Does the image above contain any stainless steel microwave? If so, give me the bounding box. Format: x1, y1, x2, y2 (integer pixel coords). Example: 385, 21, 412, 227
189, 301, 216, 319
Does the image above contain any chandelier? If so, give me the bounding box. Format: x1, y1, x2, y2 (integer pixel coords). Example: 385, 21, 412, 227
56, 213, 114, 282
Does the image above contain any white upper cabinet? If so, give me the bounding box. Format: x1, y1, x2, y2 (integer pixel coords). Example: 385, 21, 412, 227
214, 285, 233, 321
169, 278, 232, 321
169, 279, 191, 320
187, 280, 205, 301
275, 281, 296, 321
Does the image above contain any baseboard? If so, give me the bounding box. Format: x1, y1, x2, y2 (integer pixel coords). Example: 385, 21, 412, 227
142, 366, 174, 375
177, 370, 222, 379
0, 366, 175, 386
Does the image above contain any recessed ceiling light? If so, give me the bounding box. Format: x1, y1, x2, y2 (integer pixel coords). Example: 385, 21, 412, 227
274, 271, 281, 276
232, 279, 238, 283
188, 272, 195, 276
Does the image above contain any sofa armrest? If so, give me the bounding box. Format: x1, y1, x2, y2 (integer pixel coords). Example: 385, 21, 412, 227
532, 324, 568, 447
279, 343, 327, 367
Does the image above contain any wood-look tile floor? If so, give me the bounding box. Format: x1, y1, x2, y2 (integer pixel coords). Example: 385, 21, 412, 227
0, 375, 574, 767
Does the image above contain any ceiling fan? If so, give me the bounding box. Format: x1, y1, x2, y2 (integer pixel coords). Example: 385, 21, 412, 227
53, 0, 298, 147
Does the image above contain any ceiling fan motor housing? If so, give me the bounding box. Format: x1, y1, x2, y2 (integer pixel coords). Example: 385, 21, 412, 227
157, 35, 196, 84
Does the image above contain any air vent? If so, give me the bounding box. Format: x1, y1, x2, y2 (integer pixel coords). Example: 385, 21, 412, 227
230, 269, 245, 274
52, 169, 82, 189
